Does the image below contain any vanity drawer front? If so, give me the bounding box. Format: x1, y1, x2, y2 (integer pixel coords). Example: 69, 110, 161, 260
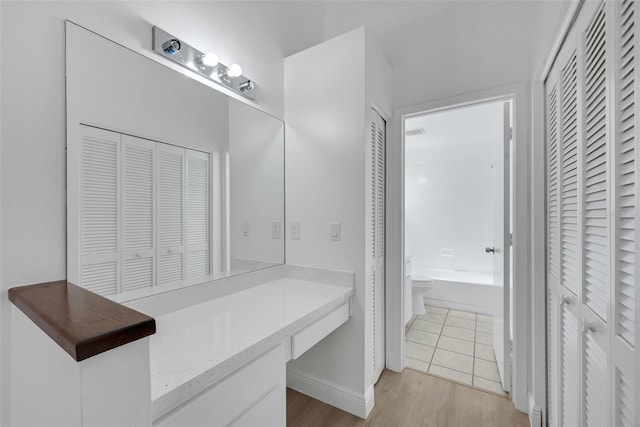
156, 343, 285, 427
291, 302, 349, 359
229, 384, 285, 427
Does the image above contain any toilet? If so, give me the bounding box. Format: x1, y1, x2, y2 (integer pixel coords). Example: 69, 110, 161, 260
412, 278, 433, 315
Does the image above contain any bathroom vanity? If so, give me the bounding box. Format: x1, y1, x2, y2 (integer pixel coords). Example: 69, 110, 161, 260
151, 277, 352, 425
8, 267, 353, 426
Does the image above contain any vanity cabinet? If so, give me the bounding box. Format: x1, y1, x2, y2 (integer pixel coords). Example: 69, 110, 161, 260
156, 344, 286, 427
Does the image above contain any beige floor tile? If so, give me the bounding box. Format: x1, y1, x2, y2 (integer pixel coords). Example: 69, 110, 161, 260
405, 357, 429, 373
406, 329, 439, 347
441, 325, 475, 342
425, 305, 449, 315
475, 331, 493, 346
476, 321, 494, 334
447, 310, 476, 321
412, 319, 443, 334
477, 314, 493, 323
474, 343, 497, 362
445, 316, 476, 330
429, 364, 472, 385
436, 335, 474, 356
431, 348, 473, 374
417, 312, 446, 324
474, 358, 501, 382
405, 341, 435, 362
473, 376, 507, 395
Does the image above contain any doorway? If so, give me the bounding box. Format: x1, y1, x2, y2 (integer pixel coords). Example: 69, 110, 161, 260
395, 97, 516, 399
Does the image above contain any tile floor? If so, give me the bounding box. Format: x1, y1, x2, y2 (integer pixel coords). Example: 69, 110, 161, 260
405, 304, 507, 396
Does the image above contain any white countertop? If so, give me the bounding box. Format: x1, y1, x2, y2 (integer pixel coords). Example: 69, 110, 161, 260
149, 277, 352, 420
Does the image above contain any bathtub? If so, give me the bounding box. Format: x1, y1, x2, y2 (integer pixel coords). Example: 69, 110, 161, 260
411, 266, 500, 316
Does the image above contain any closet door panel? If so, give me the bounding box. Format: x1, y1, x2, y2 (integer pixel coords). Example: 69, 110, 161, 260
546, 64, 562, 427
157, 144, 186, 287
122, 135, 155, 292
79, 125, 121, 296
612, 1, 638, 425
581, 2, 609, 322
560, 49, 581, 297
559, 289, 580, 427
186, 150, 210, 282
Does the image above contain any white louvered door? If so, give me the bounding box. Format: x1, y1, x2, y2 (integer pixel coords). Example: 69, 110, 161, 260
122, 135, 156, 293
612, 1, 638, 426
79, 125, 121, 296
186, 150, 210, 283
74, 126, 213, 296
368, 109, 386, 385
157, 144, 186, 287
546, 67, 561, 427
581, 4, 611, 426
545, 1, 639, 426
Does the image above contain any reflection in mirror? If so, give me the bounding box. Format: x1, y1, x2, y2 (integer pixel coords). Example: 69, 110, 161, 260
65, 22, 284, 300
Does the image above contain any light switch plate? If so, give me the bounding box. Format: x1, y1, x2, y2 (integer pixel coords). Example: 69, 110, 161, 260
272, 220, 281, 239
242, 222, 249, 237
290, 221, 300, 240
330, 223, 341, 241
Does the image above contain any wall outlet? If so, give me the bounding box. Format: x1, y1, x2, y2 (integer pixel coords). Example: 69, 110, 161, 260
272, 220, 281, 239
242, 222, 249, 237
290, 221, 300, 240
330, 223, 341, 241
441, 248, 453, 257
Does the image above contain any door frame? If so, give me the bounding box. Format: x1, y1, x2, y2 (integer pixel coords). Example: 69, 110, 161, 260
386, 83, 531, 412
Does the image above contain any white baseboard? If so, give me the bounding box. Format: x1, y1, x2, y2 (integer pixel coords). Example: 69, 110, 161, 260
286, 369, 374, 419
528, 397, 542, 427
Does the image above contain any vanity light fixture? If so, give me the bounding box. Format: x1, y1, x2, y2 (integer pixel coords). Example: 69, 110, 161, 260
152, 26, 256, 100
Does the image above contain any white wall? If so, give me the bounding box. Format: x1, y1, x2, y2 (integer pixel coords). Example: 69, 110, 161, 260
323, 1, 568, 107
284, 27, 392, 417
0, 2, 324, 422
229, 100, 284, 268
404, 102, 503, 273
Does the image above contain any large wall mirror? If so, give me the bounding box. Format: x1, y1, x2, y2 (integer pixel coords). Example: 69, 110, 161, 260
65, 21, 284, 300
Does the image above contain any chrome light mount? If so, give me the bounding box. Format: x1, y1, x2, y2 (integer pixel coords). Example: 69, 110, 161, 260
152, 26, 256, 100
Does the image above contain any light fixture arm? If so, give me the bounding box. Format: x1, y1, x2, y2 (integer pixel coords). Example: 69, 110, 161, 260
152, 26, 256, 100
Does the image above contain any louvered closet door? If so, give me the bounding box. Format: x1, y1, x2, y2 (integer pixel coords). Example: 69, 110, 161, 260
122, 135, 155, 293
185, 150, 210, 283
580, 4, 611, 425
79, 125, 121, 296
558, 45, 582, 427
157, 144, 186, 287
559, 289, 580, 427
374, 112, 386, 382
612, 1, 638, 425
546, 1, 640, 425
368, 108, 385, 385
545, 67, 562, 427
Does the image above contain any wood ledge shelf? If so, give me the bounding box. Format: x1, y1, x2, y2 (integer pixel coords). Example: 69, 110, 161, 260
8, 280, 156, 361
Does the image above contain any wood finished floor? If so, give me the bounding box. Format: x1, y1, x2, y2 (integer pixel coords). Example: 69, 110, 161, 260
287, 368, 529, 427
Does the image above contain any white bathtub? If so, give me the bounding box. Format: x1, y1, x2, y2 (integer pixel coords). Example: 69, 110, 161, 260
412, 266, 500, 315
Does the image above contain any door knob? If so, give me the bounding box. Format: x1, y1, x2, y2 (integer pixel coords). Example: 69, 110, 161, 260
485, 246, 496, 254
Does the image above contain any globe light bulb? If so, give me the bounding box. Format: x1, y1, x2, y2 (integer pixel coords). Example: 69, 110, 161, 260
201, 52, 219, 67
227, 64, 242, 78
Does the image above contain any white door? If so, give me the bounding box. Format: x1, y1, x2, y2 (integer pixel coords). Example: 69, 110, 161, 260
492, 101, 511, 392
368, 108, 386, 385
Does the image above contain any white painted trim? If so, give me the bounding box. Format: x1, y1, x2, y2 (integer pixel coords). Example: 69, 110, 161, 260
530, 81, 548, 425
529, 398, 543, 427
286, 369, 373, 419
391, 82, 531, 412
539, 0, 584, 82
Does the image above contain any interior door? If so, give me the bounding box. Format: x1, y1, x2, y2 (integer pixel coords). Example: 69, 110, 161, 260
492, 101, 512, 392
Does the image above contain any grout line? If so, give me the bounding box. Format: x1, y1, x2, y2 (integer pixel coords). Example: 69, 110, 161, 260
410, 306, 505, 395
